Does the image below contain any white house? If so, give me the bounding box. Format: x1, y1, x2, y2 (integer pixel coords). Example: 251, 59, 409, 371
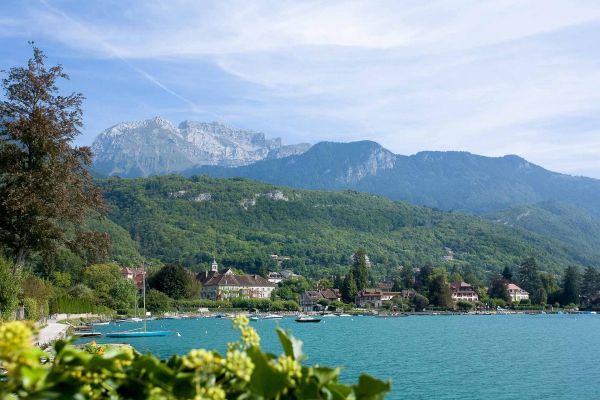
197, 259, 276, 300
507, 283, 529, 302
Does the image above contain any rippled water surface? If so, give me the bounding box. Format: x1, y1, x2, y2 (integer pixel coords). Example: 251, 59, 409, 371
81, 315, 600, 399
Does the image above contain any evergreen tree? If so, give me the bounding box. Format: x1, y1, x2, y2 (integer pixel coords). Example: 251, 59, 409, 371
581, 266, 600, 303
561, 266, 580, 306
333, 274, 343, 290
341, 272, 358, 304
427, 269, 453, 308
0, 45, 107, 269
399, 265, 415, 289
352, 249, 369, 291
488, 274, 510, 302
501, 266, 513, 282
518, 257, 544, 303
391, 279, 402, 292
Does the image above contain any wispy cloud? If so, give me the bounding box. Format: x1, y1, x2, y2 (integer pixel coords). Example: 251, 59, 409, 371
2, 0, 600, 177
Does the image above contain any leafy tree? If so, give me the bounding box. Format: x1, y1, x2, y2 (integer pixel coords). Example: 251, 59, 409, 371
0, 258, 22, 320
415, 264, 434, 294
456, 301, 474, 311
411, 293, 429, 311
0, 45, 107, 268
83, 263, 123, 303
145, 289, 172, 314
488, 274, 510, 302
108, 279, 137, 312
352, 249, 369, 291
391, 279, 402, 292
427, 269, 453, 308
341, 272, 358, 303
502, 266, 513, 282
561, 266, 580, 306
21, 274, 53, 319
149, 264, 198, 300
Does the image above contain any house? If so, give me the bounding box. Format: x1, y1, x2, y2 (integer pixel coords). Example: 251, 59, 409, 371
197, 259, 276, 300
376, 281, 394, 291
300, 289, 341, 312
120, 267, 146, 289
507, 283, 529, 302
450, 281, 479, 303
355, 289, 401, 308
267, 270, 301, 284
270, 254, 291, 267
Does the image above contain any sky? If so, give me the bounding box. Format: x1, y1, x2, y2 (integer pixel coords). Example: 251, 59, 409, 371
1, 1, 600, 178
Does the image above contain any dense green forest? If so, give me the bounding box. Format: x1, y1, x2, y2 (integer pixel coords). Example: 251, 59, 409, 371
99, 175, 597, 280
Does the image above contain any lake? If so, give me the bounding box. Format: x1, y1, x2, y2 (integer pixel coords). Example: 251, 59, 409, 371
80, 314, 600, 399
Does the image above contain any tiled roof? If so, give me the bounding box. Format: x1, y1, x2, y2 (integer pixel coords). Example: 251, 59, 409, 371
197, 270, 276, 288
303, 288, 341, 301
507, 283, 528, 293
450, 281, 475, 290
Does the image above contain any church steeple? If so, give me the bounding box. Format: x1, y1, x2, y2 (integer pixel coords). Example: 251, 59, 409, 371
211, 258, 218, 272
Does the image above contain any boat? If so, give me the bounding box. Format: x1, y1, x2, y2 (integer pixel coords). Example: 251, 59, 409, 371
295, 316, 321, 323
73, 331, 103, 338
262, 314, 283, 320
106, 329, 170, 338
92, 321, 110, 326
338, 314, 352, 317
106, 263, 172, 339
130, 317, 143, 322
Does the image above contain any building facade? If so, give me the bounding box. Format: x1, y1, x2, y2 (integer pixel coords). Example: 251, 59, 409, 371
355, 289, 402, 308
507, 283, 529, 302
197, 260, 276, 300
300, 289, 341, 312
450, 281, 479, 303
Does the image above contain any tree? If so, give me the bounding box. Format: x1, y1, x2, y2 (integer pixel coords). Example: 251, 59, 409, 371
0, 45, 108, 268
488, 274, 510, 302
411, 293, 429, 311
391, 279, 402, 292
149, 264, 198, 300
399, 265, 414, 289
108, 279, 137, 312
501, 266, 513, 282
518, 257, 544, 304
0, 258, 22, 320
145, 289, 172, 314
561, 266, 580, 306
352, 249, 369, 291
341, 272, 358, 304
83, 263, 123, 304
581, 266, 600, 303
427, 269, 453, 308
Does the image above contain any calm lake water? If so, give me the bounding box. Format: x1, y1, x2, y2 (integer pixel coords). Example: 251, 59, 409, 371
80, 314, 600, 399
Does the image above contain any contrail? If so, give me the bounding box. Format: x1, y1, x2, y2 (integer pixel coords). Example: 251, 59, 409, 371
38, 0, 201, 112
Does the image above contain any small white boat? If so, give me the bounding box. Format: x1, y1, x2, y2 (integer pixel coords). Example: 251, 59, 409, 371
262, 314, 283, 320
130, 317, 143, 322
321, 314, 337, 318
92, 322, 110, 326
338, 314, 352, 317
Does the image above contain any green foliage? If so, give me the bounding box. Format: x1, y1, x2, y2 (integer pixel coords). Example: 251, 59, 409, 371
0, 258, 22, 320
149, 264, 199, 300
341, 272, 358, 303
352, 248, 369, 291
411, 293, 429, 311
83, 263, 137, 311
456, 301, 474, 311
488, 274, 510, 302
22, 298, 38, 321
561, 266, 580, 306
49, 295, 112, 315
427, 269, 453, 308
145, 289, 172, 314
0, 319, 390, 399
98, 175, 592, 279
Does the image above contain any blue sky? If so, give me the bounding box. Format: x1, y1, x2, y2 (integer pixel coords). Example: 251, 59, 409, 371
2, 1, 600, 177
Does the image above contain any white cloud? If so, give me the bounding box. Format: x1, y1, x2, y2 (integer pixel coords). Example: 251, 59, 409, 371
4, 0, 600, 177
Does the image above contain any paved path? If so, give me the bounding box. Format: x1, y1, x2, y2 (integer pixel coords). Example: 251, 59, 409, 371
37, 320, 69, 347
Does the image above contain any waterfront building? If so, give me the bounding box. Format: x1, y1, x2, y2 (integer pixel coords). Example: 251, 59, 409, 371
450, 281, 479, 302
507, 283, 530, 302
120, 267, 146, 289
197, 259, 276, 300
300, 288, 341, 312
355, 288, 401, 308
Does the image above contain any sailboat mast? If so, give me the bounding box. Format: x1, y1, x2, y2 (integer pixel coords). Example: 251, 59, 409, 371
143, 262, 147, 332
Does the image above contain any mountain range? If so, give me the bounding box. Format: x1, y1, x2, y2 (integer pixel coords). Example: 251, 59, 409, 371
91, 118, 600, 270
92, 117, 310, 177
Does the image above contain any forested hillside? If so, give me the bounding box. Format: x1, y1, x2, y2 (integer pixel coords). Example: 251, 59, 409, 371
185, 141, 600, 215
99, 175, 596, 280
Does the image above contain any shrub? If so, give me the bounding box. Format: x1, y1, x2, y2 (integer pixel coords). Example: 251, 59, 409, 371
0, 318, 390, 399
22, 298, 38, 321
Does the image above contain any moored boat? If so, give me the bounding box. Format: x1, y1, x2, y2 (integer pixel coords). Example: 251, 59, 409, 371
295, 316, 321, 323
262, 314, 283, 320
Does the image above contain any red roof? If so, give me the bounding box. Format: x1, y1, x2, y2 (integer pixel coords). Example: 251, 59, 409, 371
197, 270, 275, 288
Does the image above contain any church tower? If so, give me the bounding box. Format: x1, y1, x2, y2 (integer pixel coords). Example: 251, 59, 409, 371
211, 258, 218, 272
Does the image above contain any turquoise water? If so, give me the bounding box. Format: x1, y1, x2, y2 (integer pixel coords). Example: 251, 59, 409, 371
81, 315, 600, 399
